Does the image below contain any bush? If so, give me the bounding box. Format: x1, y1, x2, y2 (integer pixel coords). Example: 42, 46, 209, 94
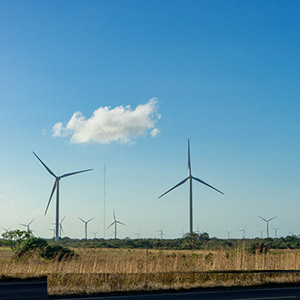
2, 230, 75, 260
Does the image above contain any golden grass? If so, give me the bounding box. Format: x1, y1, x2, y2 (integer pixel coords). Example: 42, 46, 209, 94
1, 247, 300, 295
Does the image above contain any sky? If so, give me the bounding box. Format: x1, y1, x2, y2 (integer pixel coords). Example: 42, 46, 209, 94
1, 0, 300, 240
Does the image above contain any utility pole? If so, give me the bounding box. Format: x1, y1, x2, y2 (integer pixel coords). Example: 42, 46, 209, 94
104, 165, 106, 239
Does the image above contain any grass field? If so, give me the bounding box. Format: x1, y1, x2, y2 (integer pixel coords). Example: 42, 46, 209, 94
1, 247, 300, 295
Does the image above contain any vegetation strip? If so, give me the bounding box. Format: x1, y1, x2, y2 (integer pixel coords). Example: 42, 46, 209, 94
47, 271, 300, 296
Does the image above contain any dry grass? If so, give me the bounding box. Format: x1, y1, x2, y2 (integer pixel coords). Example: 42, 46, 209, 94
1, 247, 300, 295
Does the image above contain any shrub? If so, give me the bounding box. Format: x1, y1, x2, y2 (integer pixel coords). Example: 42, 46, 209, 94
2, 230, 74, 260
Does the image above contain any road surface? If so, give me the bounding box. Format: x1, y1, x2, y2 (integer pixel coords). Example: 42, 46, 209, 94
55, 287, 300, 299
0, 280, 47, 300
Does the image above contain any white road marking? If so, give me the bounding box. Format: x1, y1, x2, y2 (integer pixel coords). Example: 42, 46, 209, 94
234, 296, 296, 300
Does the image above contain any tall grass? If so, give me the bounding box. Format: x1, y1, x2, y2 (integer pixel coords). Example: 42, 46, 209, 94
1, 247, 300, 295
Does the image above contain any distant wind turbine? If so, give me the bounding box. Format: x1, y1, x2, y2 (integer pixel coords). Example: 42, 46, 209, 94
240, 226, 247, 239
48, 228, 56, 238
258, 230, 264, 239
135, 230, 141, 239
107, 210, 125, 239
226, 230, 232, 239
92, 231, 98, 239
157, 227, 165, 239
272, 226, 280, 238
258, 215, 277, 238
78, 217, 95, 240
20, 219, 34, 232
33, 152, 93, 241
52, 216, 66, 239
158, 139, 223, 234
1, 226, 12, 234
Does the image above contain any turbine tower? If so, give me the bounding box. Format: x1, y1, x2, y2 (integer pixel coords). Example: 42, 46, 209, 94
20, 219, 34, 232
107, 210, 125, 239
33, 152, 93, 241
78, 217, 95, 240
240, 226, 247, 239
258, 230, 264, 239
272, 226, 280, 238
226, 230, 232, 239
157, 227, 165, 239
158, 139, 224, 234
258, 215, 277, 238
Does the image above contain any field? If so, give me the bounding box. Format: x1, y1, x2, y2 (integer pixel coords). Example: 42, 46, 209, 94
1, 247, 300, 295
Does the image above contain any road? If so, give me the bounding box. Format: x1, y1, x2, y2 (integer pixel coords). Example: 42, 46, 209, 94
0, 280, 47, 300
56, 287, 300, 300
1, 280, 300, 299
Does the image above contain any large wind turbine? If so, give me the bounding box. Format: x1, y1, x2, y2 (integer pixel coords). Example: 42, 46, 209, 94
78, 217, 95, 240
20, 219, 34, 232
258, 215, 277, 238
107, 210, 125, 239
33, 152, 93, 241
158, 139, 224, 234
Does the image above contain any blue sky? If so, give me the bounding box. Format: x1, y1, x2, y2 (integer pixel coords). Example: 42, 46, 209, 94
1, 0, 300, 239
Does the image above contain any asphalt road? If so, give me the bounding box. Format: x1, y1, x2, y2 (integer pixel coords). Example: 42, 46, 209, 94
58, 287, 300, 300
1, 280, 300, 300
0, 280, 47, 300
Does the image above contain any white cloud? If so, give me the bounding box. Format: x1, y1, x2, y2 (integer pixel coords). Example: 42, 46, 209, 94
52, 98, 161, 144
151, 128, 160, 137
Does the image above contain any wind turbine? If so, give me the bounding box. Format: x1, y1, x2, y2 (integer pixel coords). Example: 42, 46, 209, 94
78, 217, 95, 240
1, 227, 12, 234
158, 139, 223, 234
48, 228, 56, 238
107, 210, 125, 239
226, 230, 232, 239
240, 226, 247, 239
33, 152, 93, 241
135, 230, 141, 239
258, 230, 264, 239
92, 231, 98, 239
258, 215, 277, 238
272, 226, 280, 238
58, 216, 66, 238
157, 227, 165, 239
20, 219, 34, 232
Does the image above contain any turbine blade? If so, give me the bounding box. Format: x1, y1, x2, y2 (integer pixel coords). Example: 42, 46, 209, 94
87, 217, 95, 223
158, 177, 189, 198
113, 210, 116, 221
60, 169, 93, 178
32, 152, 56, 177
78, 217, 85, 223
61, 215, 66, 223
28, 219, 34, 226
188, 139, 191, 174
106, 221, 115, 230
258, 215, 268, 222
45, 181, 57, 215
192, 176, 224, 194
117, 221, 126, 226
269, 216, 277, 222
